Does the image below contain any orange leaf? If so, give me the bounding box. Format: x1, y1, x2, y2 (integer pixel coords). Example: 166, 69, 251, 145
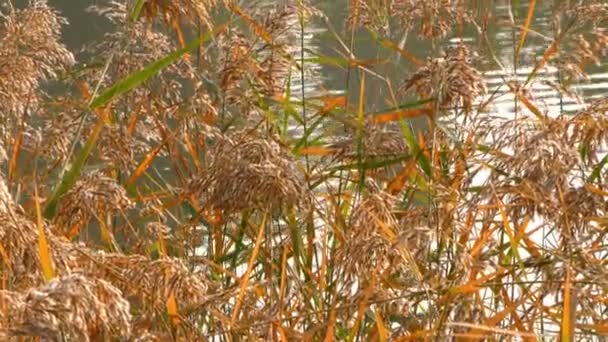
231, 214, 267, 323
469, 223, 500, 259
348, 58, 387, 67
8, 129, 22, 180
34, 184, 54, 282
171, 18, 190, 61
126, 103, 144, 135
323, 301, 337, 342
319, 95, 347, 114
386, 159, 417, 195
276, 323, 289, 342
394, 330, 432, 341
131, 190, 172, 203
374, 309, 389, 342
279, 246, 289, 303
449, 269, 507, 295
514, 215, 532, 245
525, 40, 559, 87
126, 140, 166, 186
166, 292, 180, 328
466, 287, 537, 341
512, 215, 542, 259
577, 323, 608, 335
0, 243, 11, 271
76, 80, 112, 123
539, 40, 559, 70
227, 3, 273, 43
154, 210, 179, 330
66, 223, 84, 241
213, 211, 223, 257
298, 146, 337, 156
375, 36, 424, 66
517, 92, 544, 119
495, 195, 518, 247
183, 132, 202, 171
373, 107, 433, 124
516, 0, 536, 57
561, 267, 575, 342
584, 183, 608, 197
348, 277, 376, 342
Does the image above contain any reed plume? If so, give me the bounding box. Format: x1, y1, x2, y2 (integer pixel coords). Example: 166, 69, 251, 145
0, 0, 607, 340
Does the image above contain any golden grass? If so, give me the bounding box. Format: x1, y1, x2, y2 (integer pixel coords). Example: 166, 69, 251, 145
0, 0, 607, 340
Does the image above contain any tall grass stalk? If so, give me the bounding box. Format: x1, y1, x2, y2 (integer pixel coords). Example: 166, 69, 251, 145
0, 0, 607, 340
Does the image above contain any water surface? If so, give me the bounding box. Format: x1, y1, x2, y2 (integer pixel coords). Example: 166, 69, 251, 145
42, 0, 607, 119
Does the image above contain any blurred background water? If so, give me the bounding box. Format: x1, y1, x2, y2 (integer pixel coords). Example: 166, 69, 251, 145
29, 0, 607, 122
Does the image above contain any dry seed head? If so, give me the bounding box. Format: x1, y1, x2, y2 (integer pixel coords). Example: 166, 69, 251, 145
402, 45, 486, 113
327, 123, 409, 181
216, 31, 269, 115
558, 30, 608, 81
0, 290, 25, 339
193, 132, 309, 213
35, 106, 83, 163
347, 0, 391, 34
87, 1, 194, 100
0, 210, 214, 327
555, 3, 608, 81
0, 210, 80, 287
10, 274, 131, 341
139, 0, 219, 30
478, 118, 577, 218
145, 221, 172, 245
0, 0, 74, 115
218, 31, 254, 107
188, 85, 219, 118
393, 0, 462, 39
253, 4, 311, 99
567, 99, 608, 160
562, 186, 608, 231
497, 119, 577, 189
5, 231, 80, 287
90, 253, 211, 307
218, 4, 306, 115
331, 123, 408, 159
339, 181, 413, 280
565, 2, 608, 27
55, 172, 133, 232
348, 0, 467, 38
97, 124, 151, 172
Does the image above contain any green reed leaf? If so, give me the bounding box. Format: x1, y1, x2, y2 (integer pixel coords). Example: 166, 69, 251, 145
293, 115, 327, 153
90, 24, 227, 109
129, 0, 146, 23
399, 120, 432, 177
589, 153, 608, 183
44, 121, 104, 218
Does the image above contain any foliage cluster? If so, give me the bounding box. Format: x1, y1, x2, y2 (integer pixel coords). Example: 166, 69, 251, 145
0, 0, 607, 340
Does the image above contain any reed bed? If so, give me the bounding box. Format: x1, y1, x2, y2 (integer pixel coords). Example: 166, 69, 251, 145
0, 0, 607, 340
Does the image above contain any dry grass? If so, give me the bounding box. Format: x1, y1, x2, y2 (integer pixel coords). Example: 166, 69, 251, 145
0, 0, 608, 340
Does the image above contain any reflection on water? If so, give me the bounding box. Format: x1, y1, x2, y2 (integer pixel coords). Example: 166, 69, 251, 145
481, 2, 608, 117
40, 0, 608, 127
41, 0, 608, 121
313, 0, 608, 119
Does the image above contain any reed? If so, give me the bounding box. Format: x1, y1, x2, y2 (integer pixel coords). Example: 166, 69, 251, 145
1, 0, 607, 340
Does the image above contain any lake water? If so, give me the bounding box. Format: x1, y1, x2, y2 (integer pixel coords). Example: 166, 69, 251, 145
35, 0, 607, 121
313, 0, 607, 117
